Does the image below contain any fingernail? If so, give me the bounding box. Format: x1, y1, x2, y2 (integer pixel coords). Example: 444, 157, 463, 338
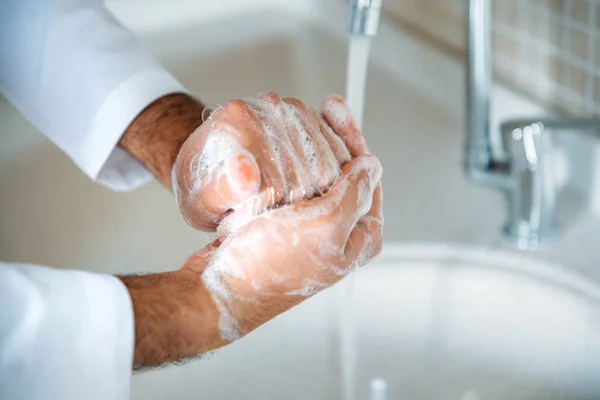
320, 94, 344, 111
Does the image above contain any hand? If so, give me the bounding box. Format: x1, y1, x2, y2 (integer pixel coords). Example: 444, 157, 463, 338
183, 95, 383, 341
120, 95, 383, 367
172, 92, 353, 232
121, 150, 382, 366
184, 155, 382, 342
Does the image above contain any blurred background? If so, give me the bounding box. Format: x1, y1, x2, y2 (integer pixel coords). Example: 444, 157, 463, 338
383, 0, 599, 115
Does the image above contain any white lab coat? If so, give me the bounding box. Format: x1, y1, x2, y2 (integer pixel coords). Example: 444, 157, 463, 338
0, 0, 186, 398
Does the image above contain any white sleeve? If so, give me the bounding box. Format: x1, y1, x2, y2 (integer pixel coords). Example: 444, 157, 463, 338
0, 0, 188, 191
0, 262, 134, 400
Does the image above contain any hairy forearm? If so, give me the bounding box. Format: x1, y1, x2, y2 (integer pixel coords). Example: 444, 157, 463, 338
118, 269, 227, 367
118, 93, 206, 188
118, 94, 221, 366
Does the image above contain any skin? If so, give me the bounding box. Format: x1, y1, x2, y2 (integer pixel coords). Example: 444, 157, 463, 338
117, 92, 382, 367
118, 93, 205, 188
171, 92, 352, 233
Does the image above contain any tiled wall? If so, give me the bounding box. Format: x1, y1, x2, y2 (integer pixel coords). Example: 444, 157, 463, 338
382, 0, 600, 115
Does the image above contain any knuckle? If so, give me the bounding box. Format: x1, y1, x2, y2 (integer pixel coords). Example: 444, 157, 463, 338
223, 99, 250, 117
283, 97, 304, 109
321, 94, 344, 111
260, 92, 283, 105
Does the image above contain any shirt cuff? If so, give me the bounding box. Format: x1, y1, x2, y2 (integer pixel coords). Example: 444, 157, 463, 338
82, 68, 188, 192
0, 263, 134, 400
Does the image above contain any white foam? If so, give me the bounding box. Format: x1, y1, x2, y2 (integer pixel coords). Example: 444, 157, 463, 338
190, 131, 242, 194
182, 93, 383, 345
200, 158, 380, 340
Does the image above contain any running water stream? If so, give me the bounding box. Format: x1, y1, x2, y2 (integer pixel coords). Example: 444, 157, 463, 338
339, 35, 373, 400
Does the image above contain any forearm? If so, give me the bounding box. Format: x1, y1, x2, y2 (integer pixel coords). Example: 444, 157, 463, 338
118, 269, 227, 367
119, 93, 206, 188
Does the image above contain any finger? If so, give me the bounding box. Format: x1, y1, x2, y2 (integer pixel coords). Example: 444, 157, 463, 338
320, 95, 370, 158
283, 97, 341, 190
215, 99, 286, 208
181, 239, 221, 272
216, 197, 264, 240
174, 100, 284, 231
321, 95, 383, 268
318, 117, 352, 165
245, 92, 308, 204
289, 155, 382, 244
344, 183, 383, 267
174, 122, 260, 230
199, 151, 261, 212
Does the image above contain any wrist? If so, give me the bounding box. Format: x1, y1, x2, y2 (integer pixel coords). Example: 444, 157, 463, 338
118, 268, 226, 367
118, 93, 205, 188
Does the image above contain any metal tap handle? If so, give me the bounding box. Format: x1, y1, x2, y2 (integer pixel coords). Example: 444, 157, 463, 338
503, 122, 557, 249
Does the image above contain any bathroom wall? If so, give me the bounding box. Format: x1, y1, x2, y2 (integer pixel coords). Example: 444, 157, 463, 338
382, 0, 600, 116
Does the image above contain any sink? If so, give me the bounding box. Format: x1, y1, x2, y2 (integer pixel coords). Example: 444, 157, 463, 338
0, 0, 599, 399
349, 245, 600, 400
130, 243, 600, 400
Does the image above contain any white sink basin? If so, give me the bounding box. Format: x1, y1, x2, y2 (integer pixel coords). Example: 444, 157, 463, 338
130, 244, 600, 400
1, 0, 599, 399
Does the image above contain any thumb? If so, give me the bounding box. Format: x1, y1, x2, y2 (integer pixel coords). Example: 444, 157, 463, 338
200, 151, 261, 213
181, 239, 221, 272
294, 154, 382, 242
175, 145, 261, 232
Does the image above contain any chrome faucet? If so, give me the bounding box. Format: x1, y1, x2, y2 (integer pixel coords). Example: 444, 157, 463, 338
348, 0, 382, 36
348, 0, 598, 248
466, 0, 600, 249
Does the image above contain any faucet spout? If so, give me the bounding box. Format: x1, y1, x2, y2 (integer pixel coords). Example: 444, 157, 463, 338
465, 0, 497, 173
502, 122, 557, 248
348, 0, 383, 36
464, 0, 600, 249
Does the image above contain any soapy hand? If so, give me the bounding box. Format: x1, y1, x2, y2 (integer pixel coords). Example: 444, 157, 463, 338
119, 93, 383, 366
184, 156, 382, 341
172, 92, 353, 233
181, 95, 383, 342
